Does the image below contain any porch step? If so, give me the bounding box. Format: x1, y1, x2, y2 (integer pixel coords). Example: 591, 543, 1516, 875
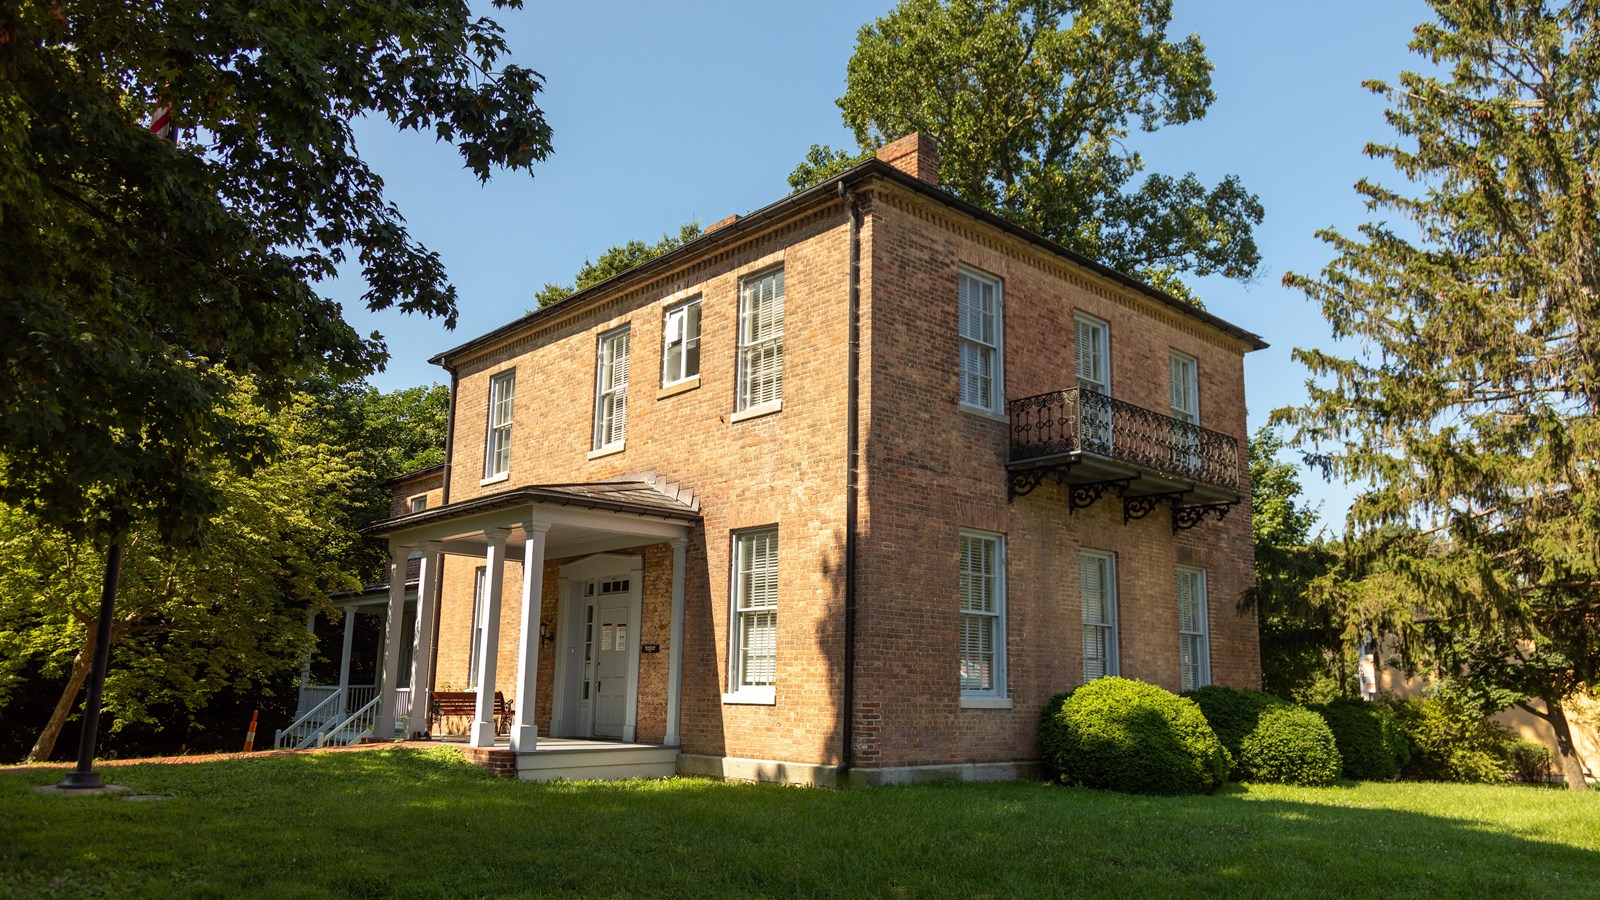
516, 746, 680, 782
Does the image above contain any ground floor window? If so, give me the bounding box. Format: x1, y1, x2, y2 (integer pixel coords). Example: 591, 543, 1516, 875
1081, 549, 1118, 681
731, 527, 778, 691
1177, 566, 1210, 691
959, 530, 1005, 696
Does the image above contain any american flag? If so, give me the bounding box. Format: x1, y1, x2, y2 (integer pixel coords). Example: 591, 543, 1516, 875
149, 102, 173, 141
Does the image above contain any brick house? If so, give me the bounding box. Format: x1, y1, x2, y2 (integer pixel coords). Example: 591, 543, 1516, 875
346, 134, 1265, 784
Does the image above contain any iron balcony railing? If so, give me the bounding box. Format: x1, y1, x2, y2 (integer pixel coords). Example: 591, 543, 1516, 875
1007, 388, 1240, 492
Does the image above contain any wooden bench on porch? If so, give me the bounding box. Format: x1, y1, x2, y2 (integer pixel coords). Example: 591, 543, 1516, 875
428, 691, 513, 736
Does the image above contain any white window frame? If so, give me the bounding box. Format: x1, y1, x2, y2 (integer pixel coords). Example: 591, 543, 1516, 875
1169, 350, 1199, 424
1081, 549, 1119, 681
958, 267, 1004, 414
1177, 566, 1211, 691
958, 530, 1007, 704
483, 371, 515, 482
725, 526, 778, 704
661, 296, 702, 387
592, 326, 631, 452
735, 267, 784, 415
1074, 313, 1110, 395
409, 496, 427, 514
1169, 350, 1201, 470
467, 566, 487, 688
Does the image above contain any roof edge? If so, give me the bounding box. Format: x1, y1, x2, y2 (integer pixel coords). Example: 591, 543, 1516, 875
430, 160, 1266, 369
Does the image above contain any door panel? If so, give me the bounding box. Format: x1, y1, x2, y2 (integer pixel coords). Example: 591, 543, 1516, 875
593, 594, 629, 738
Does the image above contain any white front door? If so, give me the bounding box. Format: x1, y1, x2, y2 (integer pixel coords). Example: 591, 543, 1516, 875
577, 577, 633, 739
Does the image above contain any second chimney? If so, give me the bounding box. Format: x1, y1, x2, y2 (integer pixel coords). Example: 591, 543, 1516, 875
875, 132, 939, 187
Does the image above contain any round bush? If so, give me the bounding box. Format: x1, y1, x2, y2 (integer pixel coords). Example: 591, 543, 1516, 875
1184, 684, 1285, 775
1041, 677, 1228, 795
1238, 705, 1343, 786
1313, 697, 1409, 781
1509, 740, 1553, 785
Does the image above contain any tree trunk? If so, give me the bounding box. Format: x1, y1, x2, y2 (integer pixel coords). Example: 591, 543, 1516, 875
1544, 696, 1590, 792
25, 624, 97, 762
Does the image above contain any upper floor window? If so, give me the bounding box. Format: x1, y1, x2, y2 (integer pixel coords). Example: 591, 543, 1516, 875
409, 496, 427, 514
1177, 566, 1211, 691
958, 268, 1003, 412
484, 371, 515, 480
593, 327, 631, 451
1075, 314, 1110, 395
1169, 351, 1199, 424
730, 527, 779, 695
662, 297, 701, 386
737, 268, 784, 411
959, 530, 1005, 698
1081, 549, 1118, 682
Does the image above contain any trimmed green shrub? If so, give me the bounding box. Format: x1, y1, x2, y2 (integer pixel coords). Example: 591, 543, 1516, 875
1238, 705, 1343, 786
1384, 692, 1514, 783
1312, 697, 1409, 781
1508, 741, 1553, 786
1185, 684, 1285, 776
1041, 677, 1228, 795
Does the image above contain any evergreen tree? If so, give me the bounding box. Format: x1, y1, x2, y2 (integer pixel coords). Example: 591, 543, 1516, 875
1278, 0, 1600, 789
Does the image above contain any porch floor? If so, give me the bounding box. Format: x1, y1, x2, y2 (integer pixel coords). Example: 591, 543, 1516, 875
417, 734, 681, 782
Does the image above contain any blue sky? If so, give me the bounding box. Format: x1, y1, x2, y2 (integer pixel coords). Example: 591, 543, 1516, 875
333, 0, 1432, 530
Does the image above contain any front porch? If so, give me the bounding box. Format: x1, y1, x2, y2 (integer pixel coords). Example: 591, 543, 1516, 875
362, 476, 701, 780
435, 734, 681, 781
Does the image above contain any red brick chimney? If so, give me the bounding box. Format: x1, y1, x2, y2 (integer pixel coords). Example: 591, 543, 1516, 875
875, 132, 939, 187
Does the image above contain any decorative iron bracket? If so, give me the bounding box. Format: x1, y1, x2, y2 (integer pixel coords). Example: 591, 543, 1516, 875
1171, 501, 1236, 532
1007, 463, 1075, 500
1122, 492, 1186, 525
1069, 478, 1136, 513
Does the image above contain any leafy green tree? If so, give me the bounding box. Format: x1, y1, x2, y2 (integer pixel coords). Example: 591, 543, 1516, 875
1, 0, 550, 544
1277, 0, 1600, 789
300, 378, 450, 583
534, 224, 704, 308
0, 386, 363, 761
790, 0, 1262, 303
1244, 429, 1343, 701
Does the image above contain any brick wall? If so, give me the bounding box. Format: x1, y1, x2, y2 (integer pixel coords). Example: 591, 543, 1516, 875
387, 470, 444, 519
432, 208, 854, 765
851, 184, 1259, 770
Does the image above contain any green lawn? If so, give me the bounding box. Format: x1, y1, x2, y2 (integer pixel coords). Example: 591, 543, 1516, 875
3, 748, 1596, 899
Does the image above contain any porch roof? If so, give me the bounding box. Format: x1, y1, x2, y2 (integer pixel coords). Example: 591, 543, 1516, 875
361, 479, 700, 558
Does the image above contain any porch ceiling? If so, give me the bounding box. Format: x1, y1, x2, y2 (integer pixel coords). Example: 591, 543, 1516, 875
362, 480, 699, 558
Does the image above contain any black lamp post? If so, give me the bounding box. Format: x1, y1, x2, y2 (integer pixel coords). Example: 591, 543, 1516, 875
58, 542, 123, 790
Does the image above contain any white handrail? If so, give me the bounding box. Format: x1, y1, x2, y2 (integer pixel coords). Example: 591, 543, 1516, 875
274, 687, 346, 750
316, 695, 381, 748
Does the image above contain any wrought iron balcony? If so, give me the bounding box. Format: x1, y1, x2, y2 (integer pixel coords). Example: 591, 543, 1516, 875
1006, 388, 1242, 525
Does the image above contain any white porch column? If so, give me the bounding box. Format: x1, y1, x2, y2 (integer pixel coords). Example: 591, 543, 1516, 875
337, 607, 356, 692
376, 543, 413, 738
405, 544, 444, 738
510, 522, 550, 753
471, 528, 511, 748
665, 537, 688, 747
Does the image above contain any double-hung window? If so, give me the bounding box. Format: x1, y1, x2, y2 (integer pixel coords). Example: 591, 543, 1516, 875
1081, 549, 1118, 681
1074, 314, 1111, 450
1169, 350, 1200, 471
729, 527, 778, 698
737, 268, 784, 412
958, 268, 1003, 412
959, 530, 1005, 698
662, 297, 701, 386
1177, 567, 1211, 691
593, 327, 631, 451
484, 371, 515, 480
467, 566, 488, 687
